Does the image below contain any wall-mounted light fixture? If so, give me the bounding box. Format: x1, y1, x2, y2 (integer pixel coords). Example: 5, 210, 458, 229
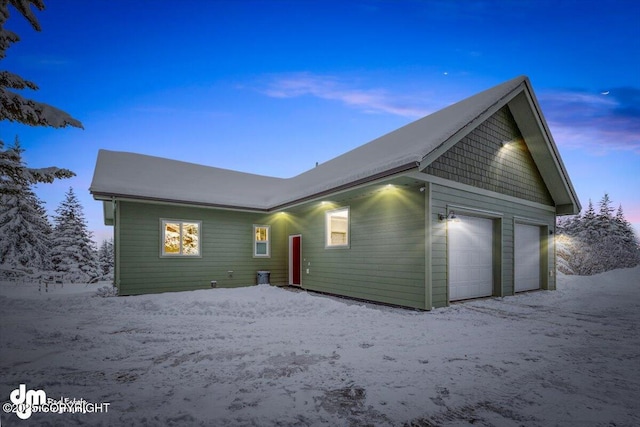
438, 211, 458, 222
501, 138, 523, 148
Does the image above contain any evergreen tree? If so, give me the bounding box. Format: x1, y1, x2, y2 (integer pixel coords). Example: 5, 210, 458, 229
97, 238, 114, 279
0, 137, 75, 184
0, 137, 71, 273
613, 205, 640, 268
50, 187, 98, 282
0, 182, 53, 271
574, 200, 600, 274
556, 194, 640, 275
1, 0, 82, 128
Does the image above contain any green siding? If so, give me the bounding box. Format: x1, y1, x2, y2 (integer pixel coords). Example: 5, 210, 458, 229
108, 107, 559, 309
116, 201, 287, 295
289, 186, 426, 309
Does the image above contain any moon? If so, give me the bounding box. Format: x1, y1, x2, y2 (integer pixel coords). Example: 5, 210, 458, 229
601, 91, 610, 95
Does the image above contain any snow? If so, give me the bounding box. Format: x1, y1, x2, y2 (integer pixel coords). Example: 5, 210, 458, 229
90, 76, 538, 210
1, 268, 639, 426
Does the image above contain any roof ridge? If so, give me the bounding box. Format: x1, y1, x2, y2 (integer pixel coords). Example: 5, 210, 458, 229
91, 76, 547, 210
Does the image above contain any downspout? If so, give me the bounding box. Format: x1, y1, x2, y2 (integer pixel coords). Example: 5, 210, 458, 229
424, 182, 433, 310
112, 197, 120, 291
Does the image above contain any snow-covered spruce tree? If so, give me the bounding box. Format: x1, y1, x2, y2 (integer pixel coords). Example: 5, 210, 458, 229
556, 211, 584, 274
556, 194, 640, 275
0, 137, 74, 274
557, 200, 597, 275
612, 205, 640, 268
592, 194, 618, 272
97, 238, 114, 279
50, 187, 98, 283
1, 0, 82, 128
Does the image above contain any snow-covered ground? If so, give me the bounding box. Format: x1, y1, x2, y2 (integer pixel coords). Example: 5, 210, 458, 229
1, 268, 639, 426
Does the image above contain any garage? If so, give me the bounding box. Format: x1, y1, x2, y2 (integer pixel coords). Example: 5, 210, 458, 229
448, 215, 494, 301
515, 224, 541, 292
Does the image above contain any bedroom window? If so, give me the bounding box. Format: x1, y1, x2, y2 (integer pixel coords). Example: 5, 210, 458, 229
254, 225, 270, 257
161, 220, 201, 256
325, 207, 349, 248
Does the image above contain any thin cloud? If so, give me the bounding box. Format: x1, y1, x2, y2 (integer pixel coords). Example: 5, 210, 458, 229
18, 54, 72, 69
262, 76, 640, 154
539, 88, 640, 154
262, 73, 432, 119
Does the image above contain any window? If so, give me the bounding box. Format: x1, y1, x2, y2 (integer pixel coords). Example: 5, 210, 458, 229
161, 220, 201, 257
325, 207, 349, 248
254, 225, 270, 257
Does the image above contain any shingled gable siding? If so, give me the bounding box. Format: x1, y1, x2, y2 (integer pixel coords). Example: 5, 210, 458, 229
425, 106, 554, 206
290, 185, 426, 309
116, 201, 287, 295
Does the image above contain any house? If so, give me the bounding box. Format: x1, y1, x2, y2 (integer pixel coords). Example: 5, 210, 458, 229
89, 76, 580, 310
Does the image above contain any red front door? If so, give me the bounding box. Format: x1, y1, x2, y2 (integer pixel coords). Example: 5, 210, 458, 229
290, 235, 301, 286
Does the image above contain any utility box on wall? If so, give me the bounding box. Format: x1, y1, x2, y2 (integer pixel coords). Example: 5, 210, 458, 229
257, 271, 270, 285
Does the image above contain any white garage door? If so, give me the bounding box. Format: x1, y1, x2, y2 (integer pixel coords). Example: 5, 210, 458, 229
449, 215, 494, 301
515, 224, 541, 292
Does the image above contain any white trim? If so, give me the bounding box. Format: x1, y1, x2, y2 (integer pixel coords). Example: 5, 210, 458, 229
446, 204, 504, 219
325, 207, 350, 249
253, 224, 271, 258
160, 219, 202, 257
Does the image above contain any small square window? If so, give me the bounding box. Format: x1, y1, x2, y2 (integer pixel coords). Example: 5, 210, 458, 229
325, 207, 349, 248
161, 220, 201, 257
254, 225, 270, 257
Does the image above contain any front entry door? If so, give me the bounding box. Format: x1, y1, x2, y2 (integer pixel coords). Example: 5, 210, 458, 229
289, 235, 302, 286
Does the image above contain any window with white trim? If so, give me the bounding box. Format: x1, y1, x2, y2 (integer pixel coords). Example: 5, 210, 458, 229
254, 225, 270, 257
161, 220, 201, 256
325, 207, 349, 248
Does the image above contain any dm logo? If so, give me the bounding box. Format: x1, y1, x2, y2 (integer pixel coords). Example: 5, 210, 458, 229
10, 384, 46, 420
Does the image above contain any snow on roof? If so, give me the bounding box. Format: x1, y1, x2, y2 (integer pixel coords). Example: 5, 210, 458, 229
90, 76, 534, 210
90, 151, 285, 210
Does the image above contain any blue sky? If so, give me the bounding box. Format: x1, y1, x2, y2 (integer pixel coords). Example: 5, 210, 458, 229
1, 0, 639, 241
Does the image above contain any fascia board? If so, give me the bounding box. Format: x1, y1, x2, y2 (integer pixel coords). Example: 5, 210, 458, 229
509, 81, 581, 214
91, 192, 271, 213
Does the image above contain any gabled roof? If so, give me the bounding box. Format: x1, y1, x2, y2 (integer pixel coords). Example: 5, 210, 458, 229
90, 76, 580, 214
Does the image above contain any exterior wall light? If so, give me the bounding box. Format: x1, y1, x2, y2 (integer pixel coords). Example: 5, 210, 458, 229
438, 211, 458, 222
